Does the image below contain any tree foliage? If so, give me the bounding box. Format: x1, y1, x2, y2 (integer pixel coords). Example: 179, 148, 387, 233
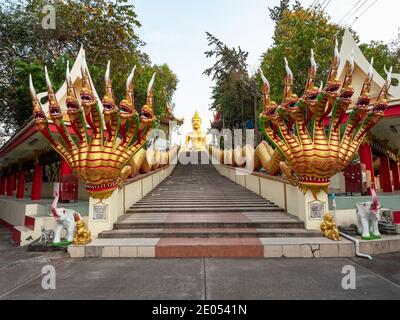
359, 41, 400, 85
261, 3, 346, 103
203, 32, 254, 130
0, 0, 178, 141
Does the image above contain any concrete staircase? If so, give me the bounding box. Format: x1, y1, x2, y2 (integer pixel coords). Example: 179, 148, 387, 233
99, 163, 320, 240
65, 161, 359, 259
69, 159, 356, 258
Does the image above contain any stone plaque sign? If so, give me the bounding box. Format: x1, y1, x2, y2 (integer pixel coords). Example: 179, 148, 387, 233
93, 204, 108, 221
309, 202, 325, 220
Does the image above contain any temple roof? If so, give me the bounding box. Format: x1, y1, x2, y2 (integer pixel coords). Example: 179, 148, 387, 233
159, 103, 184, 126
338, 29, 400, 158
338, 29, 400, 101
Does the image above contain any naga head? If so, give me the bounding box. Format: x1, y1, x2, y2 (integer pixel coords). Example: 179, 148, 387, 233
304, 49, 320, 106
139, 72, 156, 129
373, 65, 392, 116
45, 66, 63, 122
119, 66, 138, 123
102, 61, 118, 117
282, 58, 299, 114
29, 75, 47, 129
339, 49, 355, 104
323, 39, 341, 98
355, 58, 374, 116
80, 52, 96, 112
66, 61, 81, 116
260, 70, 279, 122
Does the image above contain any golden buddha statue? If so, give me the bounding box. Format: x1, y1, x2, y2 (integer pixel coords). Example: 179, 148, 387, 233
73, 219, 92, 245
321, 213, 341, 241
184, 111, 207, 151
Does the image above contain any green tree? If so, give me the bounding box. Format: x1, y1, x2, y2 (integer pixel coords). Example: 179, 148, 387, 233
0, 0, 178, 141
359, 41, 400, 84
203, 32, 254, 131
260, 4, 347, 103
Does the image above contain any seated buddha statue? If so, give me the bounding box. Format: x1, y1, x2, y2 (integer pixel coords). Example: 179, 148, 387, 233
184, 111, 207, 152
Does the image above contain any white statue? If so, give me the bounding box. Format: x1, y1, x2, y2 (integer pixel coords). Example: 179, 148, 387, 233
51, 190, 78, 244
356, 186, 381, 240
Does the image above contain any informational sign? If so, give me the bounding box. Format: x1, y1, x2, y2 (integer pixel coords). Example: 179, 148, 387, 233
92, 204, 108, 221
309, 201, 325, 220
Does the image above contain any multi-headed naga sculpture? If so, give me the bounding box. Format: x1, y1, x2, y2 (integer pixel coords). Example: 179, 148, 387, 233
29, 54, 157, 199
258, 41, 391, 199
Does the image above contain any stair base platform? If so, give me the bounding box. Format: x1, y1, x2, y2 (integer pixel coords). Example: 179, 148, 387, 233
68, 237, 356, 258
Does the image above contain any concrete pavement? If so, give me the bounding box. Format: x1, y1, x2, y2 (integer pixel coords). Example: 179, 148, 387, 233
0, 226, 399, 300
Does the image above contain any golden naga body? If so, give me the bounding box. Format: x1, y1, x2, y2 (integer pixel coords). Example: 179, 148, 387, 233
321, 213, 341, 241
73, 219, 92, 245
29, 53, 157, 199
258, 41, 391, 199
185, 111, 207, 151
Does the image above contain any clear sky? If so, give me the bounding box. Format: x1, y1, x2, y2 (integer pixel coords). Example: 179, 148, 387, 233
131, 0, 400, 142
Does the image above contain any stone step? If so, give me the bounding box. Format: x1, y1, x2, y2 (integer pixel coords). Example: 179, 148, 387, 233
98, 228, 321, 239
137, 201, 272, 206
127, 207, 284, 213
131, 204, 279, 209
113, 220, 306, 230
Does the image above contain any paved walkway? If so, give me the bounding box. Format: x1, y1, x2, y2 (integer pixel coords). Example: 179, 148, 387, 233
1, 226, 399, 300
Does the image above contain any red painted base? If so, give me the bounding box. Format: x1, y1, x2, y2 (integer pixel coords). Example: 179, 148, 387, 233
0, 218, 21, 246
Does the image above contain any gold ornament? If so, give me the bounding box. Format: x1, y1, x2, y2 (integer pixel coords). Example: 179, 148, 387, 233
73, 219, 92, 246
258, 42, 390, 199
321, 213, 341, 241
29, 54, 157, 199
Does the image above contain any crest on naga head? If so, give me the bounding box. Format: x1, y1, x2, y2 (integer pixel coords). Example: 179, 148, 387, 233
29, 51, 157, 199
259, 39, 391, 199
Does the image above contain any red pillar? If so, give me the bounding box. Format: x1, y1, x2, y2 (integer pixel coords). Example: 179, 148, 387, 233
31, 164, 42, 201
60, 160, 72, 177
16, 170, 25, 199
391, 161, 400, 191
359, 143, 375, 194
6, 174, 15, 197
0, 175, 6, 195
380, 155, 393, 193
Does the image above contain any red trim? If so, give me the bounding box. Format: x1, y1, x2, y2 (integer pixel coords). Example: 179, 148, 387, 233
0, 123, 37, 158
324, 105, 400, 126
385, 105, 400, 117
24, 216, 35, 231
48, 123, 77, 135
0, 121, 86, 159
0, 218, 21, 246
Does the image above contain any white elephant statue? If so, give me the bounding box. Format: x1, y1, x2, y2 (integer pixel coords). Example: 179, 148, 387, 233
356, 187, 381, 240
51, 191, 78, 244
